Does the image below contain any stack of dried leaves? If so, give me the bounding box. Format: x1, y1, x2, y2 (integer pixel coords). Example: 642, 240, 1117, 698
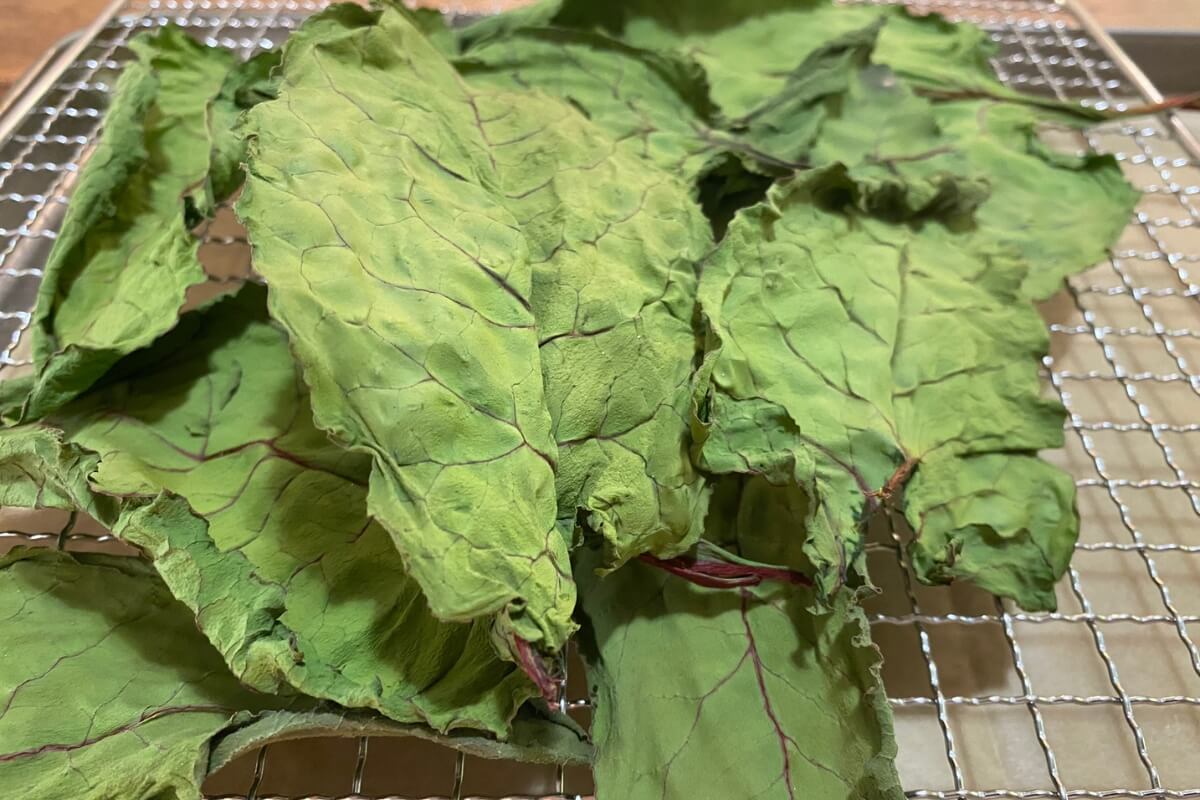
0, 1, 1137, 798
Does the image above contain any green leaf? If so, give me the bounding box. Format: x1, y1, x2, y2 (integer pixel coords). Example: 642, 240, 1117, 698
457, 27, 729, 179
905, 452, 1078, 611
0, 548, 592, 800
519, 0, 1096, 120
474, 64, 714, 566
620, 2, 884, 118
0, 548, 296, 800
696, 165, 1076, 609
16, 27, 234, 421
576, 543, 902, 800
242, 5, 733, 647
402, 5, 457, 56
811, 67, 1138, 299
942, 101, 1135, 299
34, 287, 536, 735
239, 6, 575, 654
732, 18, 884, 166
443, 15, 729, 566
204, 50, 281, 212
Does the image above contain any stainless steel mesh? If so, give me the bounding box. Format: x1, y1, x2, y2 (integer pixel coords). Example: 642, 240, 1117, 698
0, 0, 1198, 798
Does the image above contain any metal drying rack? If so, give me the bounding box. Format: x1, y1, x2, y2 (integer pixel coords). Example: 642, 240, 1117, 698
0, 0, 1199, 797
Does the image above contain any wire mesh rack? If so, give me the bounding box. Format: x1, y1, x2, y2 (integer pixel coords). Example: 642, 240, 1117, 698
0, 0, 1198, 797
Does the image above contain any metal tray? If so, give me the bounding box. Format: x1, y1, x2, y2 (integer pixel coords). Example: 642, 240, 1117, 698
1, 1, 1199, 798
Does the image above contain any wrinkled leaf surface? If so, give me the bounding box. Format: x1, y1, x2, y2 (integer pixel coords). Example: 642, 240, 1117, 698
17, 28, 231, 420
35, 288, 536, 735
697, 166, 1077, 609
239, 6, 574, 652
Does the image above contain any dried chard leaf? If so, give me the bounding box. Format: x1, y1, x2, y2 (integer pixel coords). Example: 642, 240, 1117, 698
0, 548, 298, 800
452, 6, 726, 567
697, 165, 1077, 610
2, 288, 536, 735
239, 5, 574, 655
241, 5, 729, 648
458, 28, 735, 180
469, 68, 713, 566
14, 28, 233, 422
576, 544, 902, 800
811, 67, 1138, 299
0, 548, 591, 800
731, 18, 884, 166
615, 2, 888, 118
204, 50, 281, 212
493, 0, 1094, 120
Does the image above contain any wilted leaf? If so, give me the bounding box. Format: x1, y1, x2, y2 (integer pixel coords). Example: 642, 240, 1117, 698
204, 50, 281, 212
458, 27, 730, 179
697, 165, 1077, 609
0, 548, 297, 800
0, 548, 592, 800
239, 5, 574, 655
17, 287, 534, 735
15, 28, 233, 421
508, 2, 1013, 113
811, 66, 1138, 299
576, 543, 902, 800
457, 7, 729, 567
467, 69, 714, 567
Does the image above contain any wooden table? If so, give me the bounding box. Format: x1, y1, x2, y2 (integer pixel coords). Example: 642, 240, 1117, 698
0, 0, 1195, 97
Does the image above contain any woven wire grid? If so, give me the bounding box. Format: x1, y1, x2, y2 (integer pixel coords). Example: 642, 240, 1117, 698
0, 0, 1198, 797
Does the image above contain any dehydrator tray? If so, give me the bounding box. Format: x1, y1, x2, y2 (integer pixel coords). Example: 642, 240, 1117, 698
1, 1, 1198, 797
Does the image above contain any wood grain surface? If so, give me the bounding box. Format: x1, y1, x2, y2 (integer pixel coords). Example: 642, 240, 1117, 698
0, 0, 112, 95
0, 0, 1194, 97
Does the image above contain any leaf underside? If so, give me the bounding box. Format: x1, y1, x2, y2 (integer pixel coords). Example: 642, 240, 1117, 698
0, 548, 294, 800
0, 288, 537, 736
576, 543, 903, 800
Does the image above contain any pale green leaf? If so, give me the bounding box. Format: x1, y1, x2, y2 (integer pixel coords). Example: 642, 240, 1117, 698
239, 6, 574, 654
697, 165, 1076, 609
811, 67, 1138, 298
472, 70, 714, 566
204, 50, 281, 212
455, 7, 729, 568
576, 543, 902, 800
905, 451, 1078, 610
502, 0, 1096, 119
0, 548, 296, 800
33, 287, 535, 735
16, 28, 233, 421
0, 548, 592, 800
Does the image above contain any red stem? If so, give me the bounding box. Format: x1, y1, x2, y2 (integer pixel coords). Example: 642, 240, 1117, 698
512, 636, 559, 704
638, 553, 812, 589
